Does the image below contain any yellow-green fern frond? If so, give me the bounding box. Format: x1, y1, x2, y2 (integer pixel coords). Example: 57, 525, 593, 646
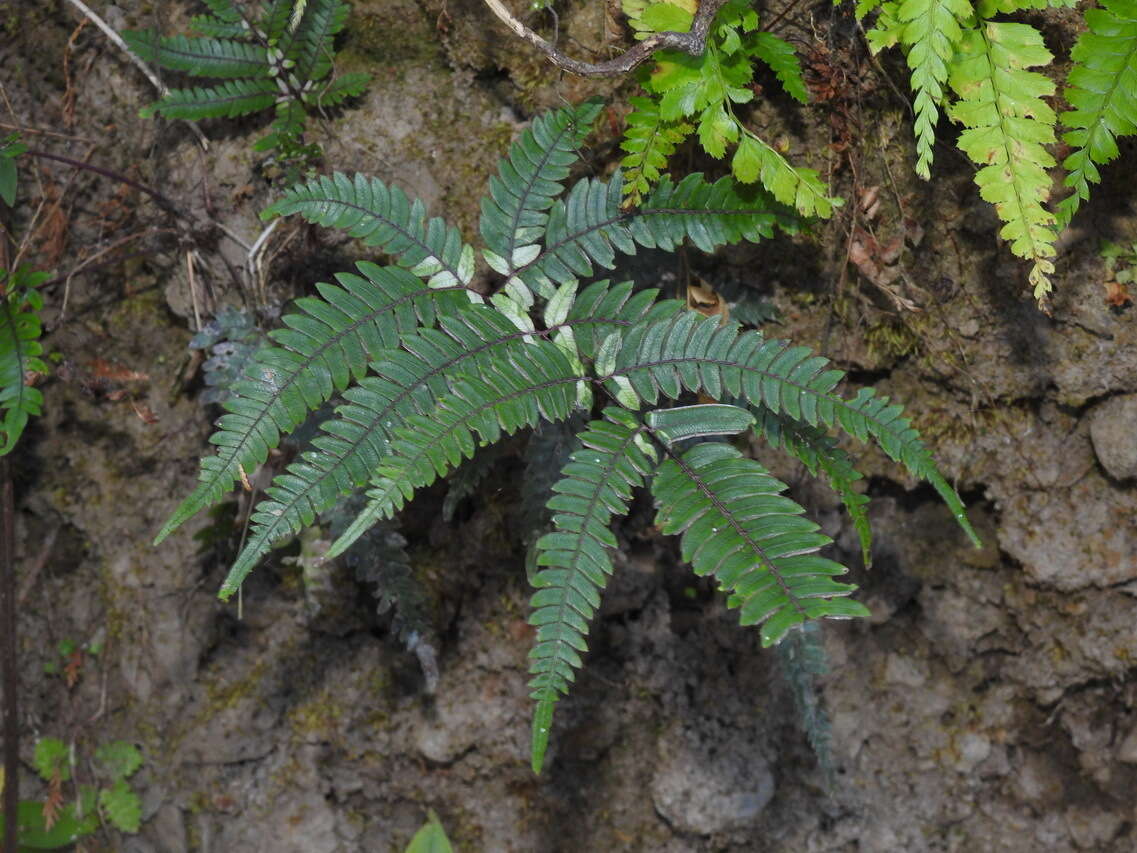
948, 22, 1057, 301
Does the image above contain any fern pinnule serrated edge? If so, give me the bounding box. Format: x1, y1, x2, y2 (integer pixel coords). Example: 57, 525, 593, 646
652, 441, 868, 647
264, 172, 477, 289
155, 264, 471, 545
528, 408, 655, 773
1056, 0, 1137, 230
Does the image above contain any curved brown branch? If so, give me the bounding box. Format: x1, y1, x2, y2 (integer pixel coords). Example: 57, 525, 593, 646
481, 0, 729, 77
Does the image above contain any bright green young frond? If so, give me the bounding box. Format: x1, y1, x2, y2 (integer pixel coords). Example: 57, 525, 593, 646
652, 442, 868, 646
1057, 0, 1137, 229
515, 172, 788, 295
479, 99, 604, 280
620, 96, 692, 204
948, 22, 1057, 301
264, 172, 477, 288
732, 133, 839, 218
897, 0, 974, 178
528, 409, 656, 773
156, 264, 471, 545
752, 32, 809, 104
222, 306, 550, 594
121, 31, 269, 78
141, 78, 280, 120
0, 266, 50, 455
598, 312, 979, 544
753, 408, 872, 567
326, 338, 584, 559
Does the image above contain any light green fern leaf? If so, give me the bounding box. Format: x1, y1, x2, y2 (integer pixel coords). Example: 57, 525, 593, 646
1056, 0, 1137, 229
620, 96, 692, 204
752, 32, 809, 104
948, 22, 1057, 300
733, 134, 838, 218
898, 0, 974, 178
528, 408, 656, 772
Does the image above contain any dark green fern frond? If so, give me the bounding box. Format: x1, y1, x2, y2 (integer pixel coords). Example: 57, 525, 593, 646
479, 99, 603, 290
263, 0, 299, 42
776, 621, 835, 784
651, 441, 867, 646
620, 96, 692, 205
264, 172, 476, 288
120, 31, 269, 79
254, 99, 306, 151
598, 312, 979, 545
528, 408, 656, 773
0, 266, 49, 455
289, 0, 350, 83
1056, 0, 1137, 229
325, 338, 583, 561
753, 408, 872, 567
140, 78, 280, 120
516, 172, 787, 294
948, 21, 1057, 300
219, 306, 540, 592
565, 279, 683, 360
156, 264, 470, 545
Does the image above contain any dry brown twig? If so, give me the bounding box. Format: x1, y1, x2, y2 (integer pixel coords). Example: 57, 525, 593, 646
481, 0, 730, 76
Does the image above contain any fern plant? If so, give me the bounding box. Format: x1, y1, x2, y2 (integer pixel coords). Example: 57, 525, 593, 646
619, 0, 839, 217
122, 0, 369, 157
861, 0, 1137, 303
157, 98, 979, 773
0, 265, 49, 456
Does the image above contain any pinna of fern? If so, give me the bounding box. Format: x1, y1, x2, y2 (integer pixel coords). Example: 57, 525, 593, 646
121, 0, 369, 151
158, 98, 979, 773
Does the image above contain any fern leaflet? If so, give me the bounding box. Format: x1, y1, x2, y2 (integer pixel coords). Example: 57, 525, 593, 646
263, 172, 477, 289
897, 0, 974, 178
620, 96, 692, 205
1056, 0, 1137, 229
322, 337, 583, 563
480, 99, 603, 289
155, 264, 470, 544
528, 409, 655, 772
753, 408, 872, 567
652, 441, 867, 646
947, 21, 1057, 300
